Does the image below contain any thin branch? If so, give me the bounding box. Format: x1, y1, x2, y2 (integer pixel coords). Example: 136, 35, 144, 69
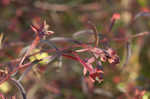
18, 53, 61, 81
10, 78, 26, 99
34, 1, 101, 12
131, 32, 150, 39
19, 36, 40, 67
56, 56, 62, 71
108, 13, 120, 32
40, 39, 60, 51
17, 64, 34, 82
134, 11, 150, 20
122, 41, 131, 67
49, 37, 82, 45
87, 21, 99, 47
72, 52, 93, 72
111, 32, 150, 42
72, 29, 93, 38
108, 19, 115, 32
0, 59, 42, 85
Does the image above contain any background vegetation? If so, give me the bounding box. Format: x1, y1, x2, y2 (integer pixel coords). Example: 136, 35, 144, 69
0, 0, 150, 99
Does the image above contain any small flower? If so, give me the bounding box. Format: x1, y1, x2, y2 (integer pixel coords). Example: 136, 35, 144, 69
106, 48, 120, 64
100, 55, 107, 62
89, 65, 104, 83
31, 20, 54, 39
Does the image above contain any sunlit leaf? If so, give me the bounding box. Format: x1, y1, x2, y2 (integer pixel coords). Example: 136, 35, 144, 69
29, 49, 50, 65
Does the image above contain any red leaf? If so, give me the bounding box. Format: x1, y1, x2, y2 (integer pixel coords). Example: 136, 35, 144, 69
111, 13, 120, 21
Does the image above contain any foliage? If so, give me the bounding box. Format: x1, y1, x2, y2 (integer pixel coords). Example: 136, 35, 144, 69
0, 0, 150, 99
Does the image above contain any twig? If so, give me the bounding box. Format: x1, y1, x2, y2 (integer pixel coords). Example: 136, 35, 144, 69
49, 37, 82, 45
56, 56, 62, 71
108, 19, 115, 32
87, 21, 99, 47
111, 32, 150, 42
19, 20, 54, 68
10, 78, 26, 99
134, 11, 150, 20
72, 29, 93, 38
17, 64, 34, 82
40, 39, 61, 51
34, 1, 101, 12
72, 52, 93, 72
122, 41, 131, 67
18, 53, 60, 81
0, 59, 41, 85
131, 32, 150, 39
108, 13, 120, 32
19, 36, 40, 67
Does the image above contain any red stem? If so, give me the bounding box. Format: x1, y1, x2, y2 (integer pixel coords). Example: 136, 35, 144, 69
72, 52, 93, 72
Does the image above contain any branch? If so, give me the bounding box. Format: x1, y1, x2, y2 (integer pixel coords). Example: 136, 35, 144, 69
10, 78, 26, 99
34, 2, 101, 12
122, 41, 131, 68
131, 32, 150, 39
19, 36, 40, 67
87, 21, 99, 47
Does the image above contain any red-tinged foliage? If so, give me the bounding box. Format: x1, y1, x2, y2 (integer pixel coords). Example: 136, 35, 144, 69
141, 7, 150, 12
0, 93, 5, 99
72, 52, 93, 72
1, 0, 10, 6
31, 21, 54, 38
111, 13, 120, 21
0, 1, 150, 98
89, 65, 104, 83
135, 89, 145, 99
106, 48, 120, 65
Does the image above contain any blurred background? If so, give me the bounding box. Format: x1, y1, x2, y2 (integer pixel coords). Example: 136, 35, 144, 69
0, 0, 150, 99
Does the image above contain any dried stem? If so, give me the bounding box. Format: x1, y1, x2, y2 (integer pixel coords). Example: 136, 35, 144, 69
10, 78, 26, 99
17, 64, 34, 82
19, 36, 40, 67
108, 19, 115, 32
87, 21, 99, 47
122, 41, 131, 67
72, 52, 93, 72
0, 59, 41, 85
131, 32, 150, 39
